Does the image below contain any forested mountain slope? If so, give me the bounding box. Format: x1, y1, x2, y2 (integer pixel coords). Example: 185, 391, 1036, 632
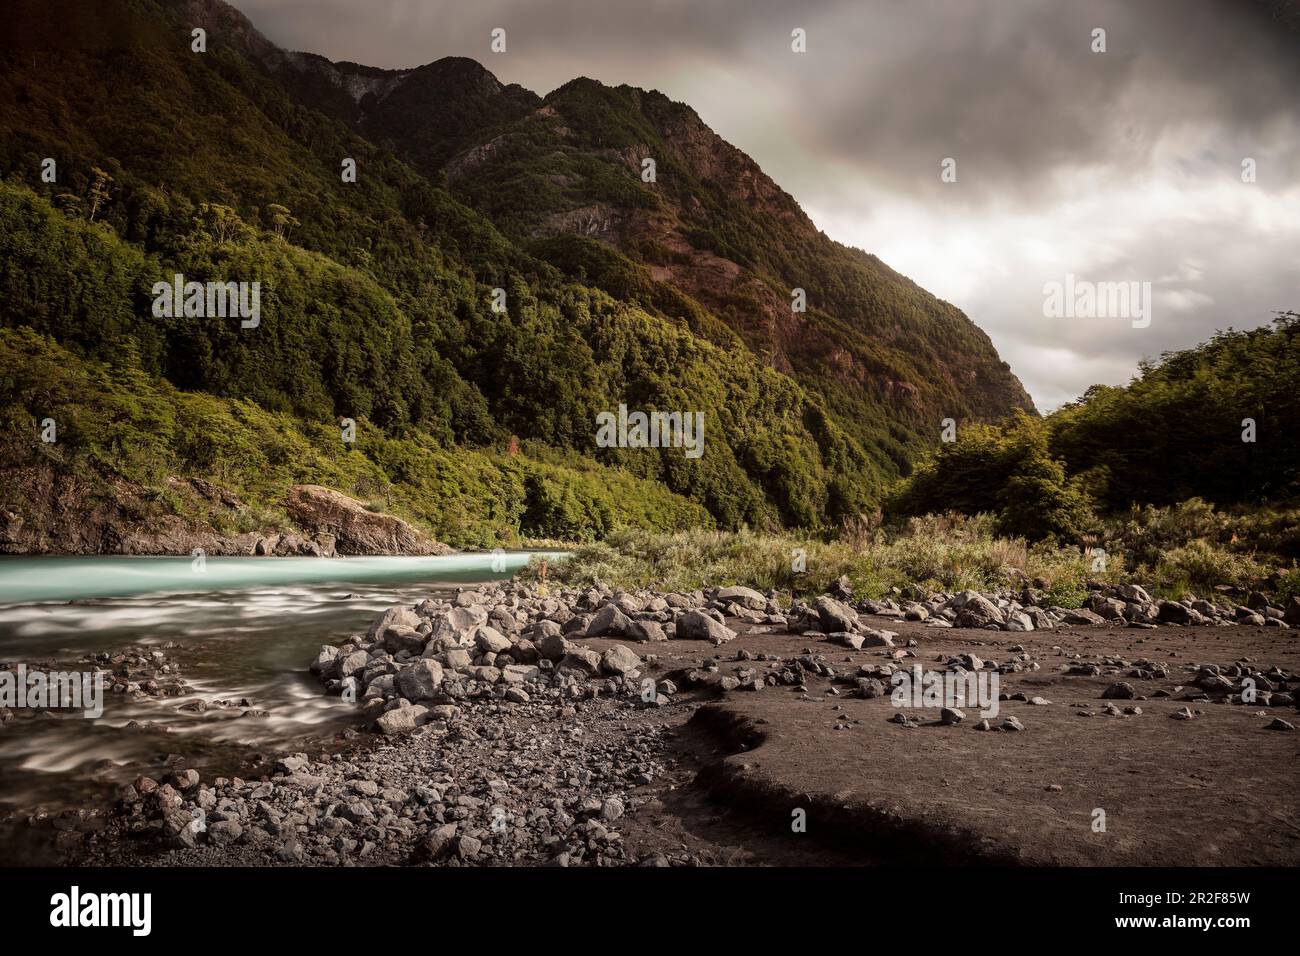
0, 0, 1033, 549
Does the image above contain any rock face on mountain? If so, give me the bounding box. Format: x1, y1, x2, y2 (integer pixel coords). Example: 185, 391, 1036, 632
205, 0, 1032, 437
283, 486, 452, 556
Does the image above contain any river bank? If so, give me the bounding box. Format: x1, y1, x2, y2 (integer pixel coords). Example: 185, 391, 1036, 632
22, 576, 1299, 867
0, 555, 556, 863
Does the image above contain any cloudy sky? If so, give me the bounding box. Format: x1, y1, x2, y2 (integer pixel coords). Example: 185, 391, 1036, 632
230, 0, 1300, 410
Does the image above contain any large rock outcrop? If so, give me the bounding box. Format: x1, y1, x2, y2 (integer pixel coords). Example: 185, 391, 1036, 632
283, 485, 451, 556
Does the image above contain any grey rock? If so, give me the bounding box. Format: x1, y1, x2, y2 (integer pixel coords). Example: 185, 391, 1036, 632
366, 606, 421, 642
1157, 600, 1195, 625
473, 626, 511, 654
675, 610, 737, 644
859, 627, 897, 647
558, 647, 603, 676
587, 604, 633, 637
600, 645, 642, 676
395, 659, 444, 700
1101, 682, 1136, 700
376, 705, 426, 735
716, 586, 766, 610
813, 596, 857, 633
207, 820, 243, 847
628, 620, 668, 643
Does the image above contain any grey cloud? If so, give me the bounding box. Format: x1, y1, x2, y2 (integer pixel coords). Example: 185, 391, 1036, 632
234, 0, 1300, 201
967, 215, 1300, 410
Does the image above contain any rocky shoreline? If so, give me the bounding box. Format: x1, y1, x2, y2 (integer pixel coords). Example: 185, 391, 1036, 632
34, 574, 1297, 867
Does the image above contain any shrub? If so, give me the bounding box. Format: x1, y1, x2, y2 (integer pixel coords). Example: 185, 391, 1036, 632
1271, 566, 1300, 604
887, 412, 1096, 543
1153, 541, 1265, 593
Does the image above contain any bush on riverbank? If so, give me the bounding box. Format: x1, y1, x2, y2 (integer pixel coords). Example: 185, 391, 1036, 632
525, 518, 1108, 602
530, 506, 1292, 603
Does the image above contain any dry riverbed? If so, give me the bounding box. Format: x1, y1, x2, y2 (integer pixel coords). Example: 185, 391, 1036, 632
26, 582, 1300, 867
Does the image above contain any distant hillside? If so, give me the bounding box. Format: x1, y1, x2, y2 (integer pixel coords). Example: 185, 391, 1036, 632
1, 0, 1032, 548
888, 314, 1300, 540
1049, 315, 1300, 509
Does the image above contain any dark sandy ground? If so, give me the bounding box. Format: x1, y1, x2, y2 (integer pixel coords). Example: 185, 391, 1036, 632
605, 617, 1300, 866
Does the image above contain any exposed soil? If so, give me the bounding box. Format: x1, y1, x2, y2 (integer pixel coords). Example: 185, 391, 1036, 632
621, 617, 1300, 866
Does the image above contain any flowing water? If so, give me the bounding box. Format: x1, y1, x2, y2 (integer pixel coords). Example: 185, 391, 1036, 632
0, 554, 558, 862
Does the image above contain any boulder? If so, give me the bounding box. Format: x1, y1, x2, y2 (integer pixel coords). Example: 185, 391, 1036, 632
501, 664, 540, 684
675, 610, 738, 644
381, 625, 425, 655
1004, 611, 1034, 632
813, 596, 857, 632
628, 620, 668, 643
586, 604, 632, 637
1283, 596, 1300, 627
376, 705, 426, 735
1115, 583, 1153, 603
442, 647, 473, 671
716, 586, 766, 610
473, 626, 511, 654
601, 645, 642, 676
430, 606, 488, 644
1060, 608, 1106, 626
1101, 682, 1136, 700
532, 619, 563, 641
955, 593, 1005, 628
207, 820, 243, 847
310, 645, 340, 678
536, 633, 572, 662
395, 659, 444, 700
859, 627, 897, 647
339, 651, 369, 680
1088, 595, 1127, 620
557, 647, 603, 676
284, 484, 452, 556
829, 632, 863, 650
366, 605, 421, 642
1157, 600, 1194, 625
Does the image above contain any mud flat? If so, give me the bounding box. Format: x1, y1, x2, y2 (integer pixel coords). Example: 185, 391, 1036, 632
671, 619, 1300, 866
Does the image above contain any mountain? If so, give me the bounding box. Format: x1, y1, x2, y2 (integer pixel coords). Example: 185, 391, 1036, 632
0, 0, 1032, 549
256, 37, 1034, 438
